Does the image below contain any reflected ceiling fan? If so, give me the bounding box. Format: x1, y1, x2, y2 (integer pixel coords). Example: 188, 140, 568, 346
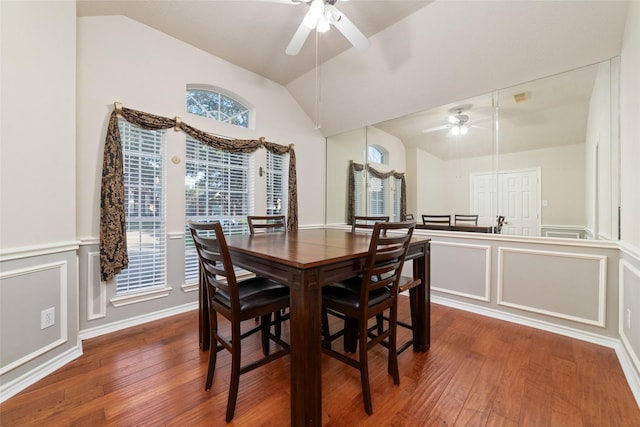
285, 0, 370, 55
423, 107, 485, 136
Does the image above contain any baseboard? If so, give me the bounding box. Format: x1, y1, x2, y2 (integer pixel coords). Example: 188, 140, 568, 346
78, 301, 198, 340
432, 295, 640, 408
614, 340, 640, 407
0, 344, 83, 403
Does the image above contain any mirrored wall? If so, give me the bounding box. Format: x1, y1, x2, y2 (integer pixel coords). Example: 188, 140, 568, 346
326, 58, 619, 239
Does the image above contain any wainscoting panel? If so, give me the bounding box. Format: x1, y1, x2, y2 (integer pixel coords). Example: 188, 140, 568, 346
431, 241, 491, 301
620, 258, 640, 377
541, 225, 587, 239
86, 251, 105, 320
0, 261, 68, 375
498, 247, 607, 327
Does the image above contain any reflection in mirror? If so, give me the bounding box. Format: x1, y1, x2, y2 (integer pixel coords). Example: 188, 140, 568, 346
326, 58, 619, 239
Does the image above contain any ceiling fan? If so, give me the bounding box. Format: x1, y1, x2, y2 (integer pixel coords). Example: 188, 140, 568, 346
285, 0, 370, 55
422, 107, 485, 136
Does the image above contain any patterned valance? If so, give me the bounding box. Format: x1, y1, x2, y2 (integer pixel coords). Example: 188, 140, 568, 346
100, 104, 298, 282
347, 162, 406, 224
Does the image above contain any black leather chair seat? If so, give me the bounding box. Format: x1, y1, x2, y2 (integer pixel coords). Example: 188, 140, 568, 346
322, 277, 391, 309
214, 278, 290, 312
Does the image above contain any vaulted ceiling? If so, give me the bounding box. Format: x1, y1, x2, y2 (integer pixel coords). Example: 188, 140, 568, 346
77, 1, 629, 140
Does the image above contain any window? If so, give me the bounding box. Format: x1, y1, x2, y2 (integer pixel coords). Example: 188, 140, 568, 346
368, 145, 386, 164
266, 151, 288, 216
367, 173, 387, 216
349, 163, 404, 223
186, 87, 250, 128
117, 121, 166, 294
184, 137, 254, 283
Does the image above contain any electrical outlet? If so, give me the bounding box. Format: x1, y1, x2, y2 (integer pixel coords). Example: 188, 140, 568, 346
627, 309, 632, 330
41, 307, 55, 329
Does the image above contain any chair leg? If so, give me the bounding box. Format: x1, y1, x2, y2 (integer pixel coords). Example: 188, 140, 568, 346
260, 313, 272, 356
321, 308, 331, 349
205, 310, 218, 391
358, 319, 373, 415
344, 317, 358, 353
226, 321, 242, 422
275, 310, 282, 339
376, 313, 384, 335
388, 307, 400, 385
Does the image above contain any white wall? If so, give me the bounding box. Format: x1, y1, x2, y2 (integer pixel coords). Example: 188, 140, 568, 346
411, 144, 585, 227
325, 128, 366, 224
0, 0, 80, 400
585, 61, 615, 239
619, 1, 640, 400
413, 148, 449, 216
620, 4, 640, 249
1, 2, 77, 248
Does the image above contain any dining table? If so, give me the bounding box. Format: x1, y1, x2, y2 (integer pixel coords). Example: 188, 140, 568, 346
198, 228, 431, 426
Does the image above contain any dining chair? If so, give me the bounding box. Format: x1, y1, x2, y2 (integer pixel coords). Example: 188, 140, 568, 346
405, 213, 414, 221
421, 214, 451, 226
189, 220, 290, 422
331, 215, 390, 345
351, 215, 389, 232
247, 215, 286, 234
321, 221, 415, 415
494, 215, 506, 234
454, 214, 479, 226
248, 215, 287, 326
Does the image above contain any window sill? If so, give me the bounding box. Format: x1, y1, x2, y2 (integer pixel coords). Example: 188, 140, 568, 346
111, 286, 173, 307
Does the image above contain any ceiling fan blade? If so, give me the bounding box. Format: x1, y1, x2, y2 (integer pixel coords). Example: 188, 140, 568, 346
286, 20, 313, 55
422, 124, 450, 134
330, 6, 370, 50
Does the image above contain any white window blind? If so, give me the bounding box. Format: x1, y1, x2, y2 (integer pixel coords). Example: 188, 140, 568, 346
392, 176, 402, 221
367, 173, 387, 217
117, 120, 166, 294
184, 137, 254, 283
266, 151, 288, 216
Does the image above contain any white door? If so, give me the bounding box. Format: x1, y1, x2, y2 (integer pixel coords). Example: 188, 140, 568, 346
471, 169, 540, 236
499, 169, 540, 236
470, 172, 497, 226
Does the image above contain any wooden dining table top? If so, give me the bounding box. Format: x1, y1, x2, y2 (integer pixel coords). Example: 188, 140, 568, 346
224, 228, 430, 268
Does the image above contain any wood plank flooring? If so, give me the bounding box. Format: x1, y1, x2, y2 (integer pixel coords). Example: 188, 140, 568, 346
2, 300, 639, 426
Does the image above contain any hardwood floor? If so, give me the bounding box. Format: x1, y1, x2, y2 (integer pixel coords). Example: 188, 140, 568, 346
2, 300, 639, 426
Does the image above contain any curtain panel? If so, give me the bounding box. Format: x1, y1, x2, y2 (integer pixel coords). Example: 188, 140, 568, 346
347, 162, 406, 224
100, 105, 298, 282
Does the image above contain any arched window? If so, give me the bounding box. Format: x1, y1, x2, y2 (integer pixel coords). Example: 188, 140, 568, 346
186, 86, 251, 128
368, 145, 387, 164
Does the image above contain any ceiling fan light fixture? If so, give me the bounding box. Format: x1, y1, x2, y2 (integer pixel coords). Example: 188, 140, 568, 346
451, 124, 468, 136
303, 11, 318, 29
317, 15, 331, 32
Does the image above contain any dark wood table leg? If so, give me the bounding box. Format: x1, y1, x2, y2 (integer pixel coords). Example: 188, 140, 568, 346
411, 241, 430, 351
289, 269, 322, 426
